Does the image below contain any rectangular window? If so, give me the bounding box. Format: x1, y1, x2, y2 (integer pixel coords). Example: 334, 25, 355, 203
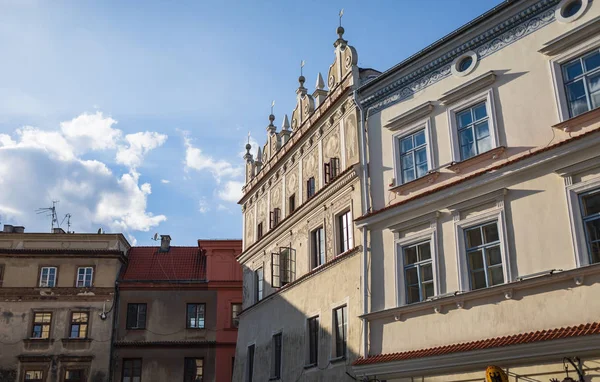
64, 370, 84, 382
271, 247, 296, 288
271, 333, 282, 379
121, 359, 142, 382
0, 264, 4, 287
456, 102, 491, 160
333, 306, 347, 358
187, 303, 205, 329
398, 129, 428, 183
76, 267, 93, 287
69, 312, 89, 338
562, 49, 600, 118
338, 211, 353, 254
231, 303, 242, 328
24, 371, 44, 381
126, 304, 147, 330
270, 208, 281, 229
39, 266, 57, 287
255, 268, 263, 302
257, 223, 263, 240
311, 227, 325, 269
403, 242, 434, 304
306, 177, 316, 199
31, 312, 52, 339
246, 344, 255, 382
183, 358, 203, 382
307, 316, 319, 366
324, 158, 340, 184
289, 194, 296, 214
581, 190, 600, 264
465, 222, 504, 290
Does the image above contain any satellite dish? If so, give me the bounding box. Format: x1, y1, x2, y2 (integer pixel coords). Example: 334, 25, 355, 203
153, 233, 158, 241
97, 228, 102, 234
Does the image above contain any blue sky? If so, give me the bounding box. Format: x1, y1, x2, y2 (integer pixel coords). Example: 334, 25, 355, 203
0, 0, 502, 246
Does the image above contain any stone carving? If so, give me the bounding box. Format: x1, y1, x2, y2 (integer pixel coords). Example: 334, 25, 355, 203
345, 114, 358, 164
271, 183, 281, 207
287, 169, 298, 196
258, 198, 266, 220
325, 212, 333, 260
324, 130, 340, 161
245, 210, 254, 244
303, 149, 317, 179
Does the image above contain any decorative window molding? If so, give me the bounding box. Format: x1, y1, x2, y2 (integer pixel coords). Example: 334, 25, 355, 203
440, 71, 496, 105
451, 51, 478, 77
539, 15, 600, 56
384, 102, 434, 132
555, 0, 589, 24
449, 189, 511, 291
446, 87, 500, 163
391, 117, 435, 188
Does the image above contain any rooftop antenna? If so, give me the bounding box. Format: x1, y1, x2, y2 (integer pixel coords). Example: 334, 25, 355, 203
36, 200, 60, 232
300, 60, 305, 77
339, 8, 344, 27
61, 213, 72, 233
151, 232, 159, 241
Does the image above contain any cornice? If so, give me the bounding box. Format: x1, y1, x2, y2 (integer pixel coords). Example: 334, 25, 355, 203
360, 0, 558, 113
1, 287, 115, 301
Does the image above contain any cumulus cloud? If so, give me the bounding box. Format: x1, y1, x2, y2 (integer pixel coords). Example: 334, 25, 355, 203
60, 112, 121, 152
161, 179, 170, 184
198, 198, 209, 214
217, 180, 243, 203
116, 131, 167, 169
184, 136, 242, 182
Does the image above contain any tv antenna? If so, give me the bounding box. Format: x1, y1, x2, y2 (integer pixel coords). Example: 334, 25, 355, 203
36, 200, 60, 232
151, 233, 159, 241
61, 213, 72, 233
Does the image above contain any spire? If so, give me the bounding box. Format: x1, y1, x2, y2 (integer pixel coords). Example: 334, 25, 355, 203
316, 72, 325, 90
280, 114, 291, 146
313, 72, 328, 108
297, 60, 307, 96
256, 146, 262, 161
334, 9, 347, 48
267, 113, 276, 135
244, 133, 253, 161
282, 114, 290, 131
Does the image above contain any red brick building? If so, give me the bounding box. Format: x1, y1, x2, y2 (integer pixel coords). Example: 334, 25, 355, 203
113, 236, 242, 382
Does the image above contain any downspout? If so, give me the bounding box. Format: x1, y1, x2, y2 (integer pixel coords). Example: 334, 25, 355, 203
353, 88, 372, 360
108, 281, 119, 382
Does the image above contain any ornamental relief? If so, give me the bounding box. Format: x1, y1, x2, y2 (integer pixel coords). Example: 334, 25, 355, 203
345, 113, 359, 165
324, 129, 340, 161
245, 210, 254, 244
257, 197, 267, 221
271, 182, 282, 208
302, 148, 318, 180
286, 166, 298, 198
325, 212, 333, 261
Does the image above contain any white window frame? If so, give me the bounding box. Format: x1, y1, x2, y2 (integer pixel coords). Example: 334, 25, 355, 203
330, 301, 349, 361
549, 34, 600, 122
447, 88, 499, 163
309, 225, 326, 270
391, 117, 435, 186
270, 330, 283, 380
76, 267, 93, 288
39, 266, 57, 288
254, 266, 264, 303
304, 312, 321, 368
452, 192, 511, 292
335, 209, 354, 255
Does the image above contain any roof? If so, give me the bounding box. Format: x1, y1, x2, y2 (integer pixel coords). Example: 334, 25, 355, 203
353, 321, 600, 366
120, 246, 206, 281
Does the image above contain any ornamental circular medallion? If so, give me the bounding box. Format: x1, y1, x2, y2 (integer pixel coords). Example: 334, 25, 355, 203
304, 103, 309, 114
258, 199, 266, 218
272, 187, 281, 205
288, 172, 297, 192
345, 56, 352, 69
329, 75, 335, 88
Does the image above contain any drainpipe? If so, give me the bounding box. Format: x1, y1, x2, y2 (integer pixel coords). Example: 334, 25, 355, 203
108, 280, 120, 382
353, 89, 372, 359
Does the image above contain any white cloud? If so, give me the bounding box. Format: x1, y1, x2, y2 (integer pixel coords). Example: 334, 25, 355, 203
217, 180, 243, 203
184, 137, 242, 182
161, 179, 170, 184
217, 204, 232, 213
127, 233, 138, 246
198, 198, 209, 214
60, 112, 121, 153
116, 131, 167, 169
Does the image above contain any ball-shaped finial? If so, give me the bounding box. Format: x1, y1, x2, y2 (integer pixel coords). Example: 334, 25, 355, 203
269, 114, 275, 123
245, 143, 251, 151
299, 75, 305, 86
337, 26, 345, 38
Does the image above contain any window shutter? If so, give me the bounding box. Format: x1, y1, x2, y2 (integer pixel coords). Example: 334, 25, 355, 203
271, 252, 280, 288
324, 162, 330, 184
286, 247, 296, 282
332, 158, 339, 179
139, 304, 147, 328
269, 211, 274, 230
306, 179, 311, 198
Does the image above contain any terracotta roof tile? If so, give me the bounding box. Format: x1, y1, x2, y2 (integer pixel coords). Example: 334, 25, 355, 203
353, 322, 600, 366
121, 246, 206, 281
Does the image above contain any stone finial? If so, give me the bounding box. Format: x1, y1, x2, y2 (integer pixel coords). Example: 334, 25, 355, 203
280, 114, 291, 145
313, 72, 328, 108
282, 114, 290, 131
316, 72, 325, 90
267, 113, 277, 135
334, 25, 347, 48
256, 146, 263, 162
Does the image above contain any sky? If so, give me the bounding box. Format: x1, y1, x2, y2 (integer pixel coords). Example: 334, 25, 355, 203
0, 0, 503, 246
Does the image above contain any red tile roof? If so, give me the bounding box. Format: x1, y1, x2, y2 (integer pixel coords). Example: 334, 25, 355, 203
121, 246, 206, 281
353, 322, 600, 366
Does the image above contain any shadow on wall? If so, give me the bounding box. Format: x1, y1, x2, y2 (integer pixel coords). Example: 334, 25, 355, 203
232, 262, 360, 382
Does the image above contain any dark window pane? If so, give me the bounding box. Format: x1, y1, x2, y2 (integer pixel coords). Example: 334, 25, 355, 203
458, 56, 473, 72
472, 270, 487, 290
585, 219, 600, 242
404, 246, 418, 265
407, 285, 420, 304
487, 246, 503, 266
567, 80, 589, 116
459, 127, 474, 145
461, 143, 476, 160
457, 110, 472, 128
589, 72, 600, 109
400, 137, 413, 153
468, 250, 484, 270
591, 242, 600, 264
482, 223, 499, 243
489, 266, 505, 286
405, 267, 418, 285
564, 60, 583, 81
421, 264, 433, 282
415, 148, 427, 165
401, 153, 414, 170
583, 193, 600, 216
424, 282, 434, 299
466, 227, 483, 249
416, 163, 428, 178
584, 51, 600, 71
414, 130, 426, 147
418, 242, 431, 261
475, 121, 490, 139
473, 103, 487, 121
403, 169, 415, 183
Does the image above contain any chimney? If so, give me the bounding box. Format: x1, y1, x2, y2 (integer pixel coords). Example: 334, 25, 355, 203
53, 228, 66, 234
13, 226, 25, 233
160, 235, 172, 252
3, 225, 14, 233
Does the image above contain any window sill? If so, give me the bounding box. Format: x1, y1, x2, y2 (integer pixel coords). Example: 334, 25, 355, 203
61, 338, 92, 350
61, 338, 91, 342
268, 377, 281, 381
552, 106, 600, 133
447, 146, 506, 173
23, 338, 54, 350
389, 171, 440, 195
186, 327, 206, 330
125, 328, 146, 331
329, 356, 346, 364
304, 363, 317, 370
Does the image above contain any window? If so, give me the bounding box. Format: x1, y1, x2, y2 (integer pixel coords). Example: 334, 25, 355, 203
271, 247, 296, 288
0, 264, 4, 287
338, 211, 353, 254
64, 370, 84, 382
231, 303, 242, 328
403, 242, 434, 304
311, 227, 325, 269
324, 158, 340, 184
465, 222, 504, 290
70, 312, 89, 338
270, 208, 281, 229
255, 268, 263, 302
187, 303, 205, 329
271, 333, 282, 379
306, 177, 316, 199
246, 345, 255, 382
76, 267, 93, 287
39, 267, 57, 288
562, 49, 600, 118
307, 316, 319, 366
257, 223, 263, 240
581, 190, 600, 264
24, 371, 43, 381
456, 102, 492, 160
333, 306, 347, 358
31, 312, 52, 339
121, 359, 142, 382
289, 194, 296, 214
184, 358, 203, 382
126, 304, 147, 330
397, 129, 428, 184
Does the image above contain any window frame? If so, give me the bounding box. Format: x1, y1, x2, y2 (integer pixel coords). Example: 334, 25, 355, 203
402, 241, 435, 304
270, 332, 282, 380
270, 208, 281, 230
446, 88, 499, 163
231, 303, 242, 328
75, 267, 94, 288
38, 266, 58, 288
121, 358, 142, 382
23, 370, 45, 382
464, 222, 505, 290
332, 305, 348, 360
125, 303, 147, 330
288, 194, 296, 214
257, 222, 263, 240
186, 303, 206, 329
392, 118, 434, 186
271, 247, 296, 288
64, 369, 86, 382
337, 210, 354, 255
246, 344, 255, 382
183, 358, 203, 382
306, 316, 320, 367
310, 226, 325, 269
30, 311, 52, 339
255, 267, 264, 302
0, 264, 4, 287
306, 177, 316, 200
69, 311, 89, 339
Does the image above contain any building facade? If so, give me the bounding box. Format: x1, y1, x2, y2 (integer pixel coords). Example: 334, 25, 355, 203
232, 27, 379, 381
0, 225, 130, 382
352, 0, 600, 380
113, 237, 242, 382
